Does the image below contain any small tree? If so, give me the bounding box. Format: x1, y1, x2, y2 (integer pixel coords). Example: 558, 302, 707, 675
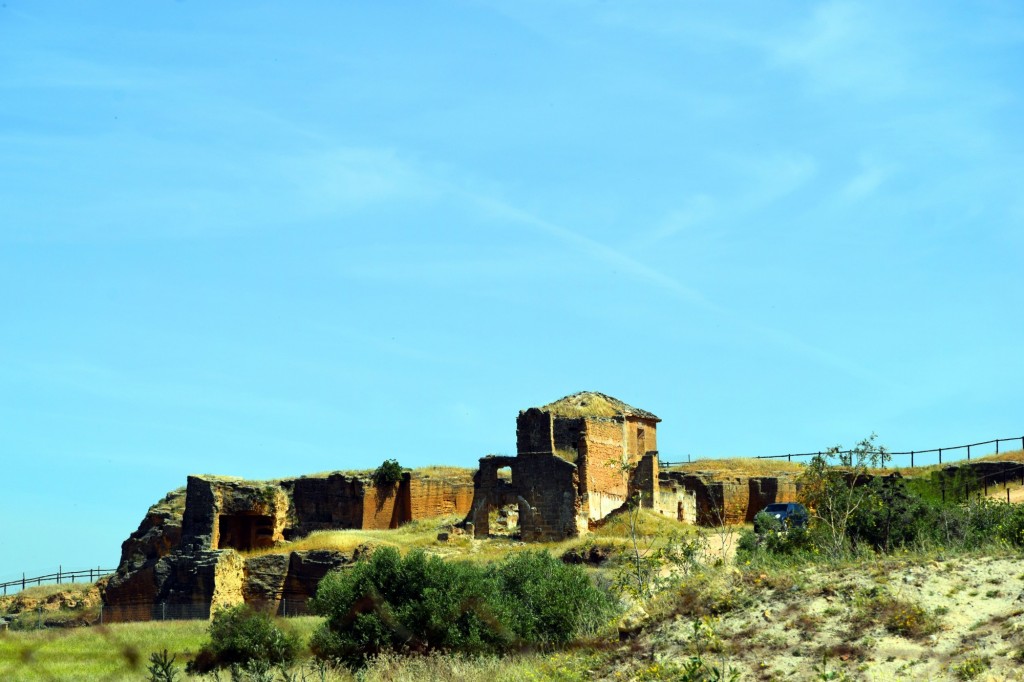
372, 459, 404, 488
798, 434, 890, 559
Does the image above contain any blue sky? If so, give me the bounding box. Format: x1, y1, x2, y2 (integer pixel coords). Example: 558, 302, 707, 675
2, 1, 1022, 580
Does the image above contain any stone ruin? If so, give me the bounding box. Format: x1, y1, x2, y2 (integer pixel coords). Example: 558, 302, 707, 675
465, 391, 697, 540
101, 390, 818, 621
102, 469, 474, 622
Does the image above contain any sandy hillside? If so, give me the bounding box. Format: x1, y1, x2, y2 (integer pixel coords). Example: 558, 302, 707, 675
630, 553, 1024, 681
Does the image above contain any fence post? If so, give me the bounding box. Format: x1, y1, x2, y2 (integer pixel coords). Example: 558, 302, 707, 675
997, 440, 1000, 454
1008, 489, 1011, 504
938, 448, 942, 464
22, 573, 25, 592
57, 565, 61, 585
967, 445, 971, 461
910, 451, 914, 468
787, 454, 792, 462
941, 479, 946, 504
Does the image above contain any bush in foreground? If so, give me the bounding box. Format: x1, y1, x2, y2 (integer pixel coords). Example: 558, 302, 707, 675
186, 604, 300, 675
309, 547, 614, 666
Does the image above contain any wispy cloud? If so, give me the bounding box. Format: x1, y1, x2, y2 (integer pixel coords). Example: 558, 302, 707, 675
638, 194, 717, 248
458, 184, 902, 391
767, 1, 911, 99
466, 192, 715, 308
840, 154, 895, 202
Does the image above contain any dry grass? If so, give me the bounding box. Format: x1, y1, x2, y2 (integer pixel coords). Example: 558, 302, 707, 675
886, 448, 1024, 477
411, 466, 475, 480
242, 514, 467, 558
3, 583, 94, 602
288, 465, 475, 481
664, 449, 1024, 480
541, 392, 623, 418
665, 457, 806, 476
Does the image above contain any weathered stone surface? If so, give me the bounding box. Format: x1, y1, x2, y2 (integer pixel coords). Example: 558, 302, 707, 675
104, 465, 471, 621
242, 554, 289, 604
281, 550, 354, 602
116, 488, 185, 572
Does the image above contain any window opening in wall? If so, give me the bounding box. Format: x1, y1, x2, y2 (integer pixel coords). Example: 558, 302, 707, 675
497, 466, 512, 482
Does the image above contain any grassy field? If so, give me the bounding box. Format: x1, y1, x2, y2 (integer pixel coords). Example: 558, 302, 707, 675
0, 618, 210, 681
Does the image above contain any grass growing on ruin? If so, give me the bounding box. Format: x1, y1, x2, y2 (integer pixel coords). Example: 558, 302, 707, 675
667, 457, 807, 476
667, 449, 1024, 479
242, 514, 468, 558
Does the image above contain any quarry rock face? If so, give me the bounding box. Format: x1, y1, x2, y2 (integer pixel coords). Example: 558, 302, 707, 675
115, 488, 185, 572
103, 469, 473, 621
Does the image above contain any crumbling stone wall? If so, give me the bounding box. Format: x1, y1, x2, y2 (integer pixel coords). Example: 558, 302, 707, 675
661, 472, 799, 526
632, 452, 659, 508
469, 456, 522, 536
515, 455, 586, 541
655, 480, 697, 523
747, 477, 799, 522
625, 417, 657, 458
516, 408, 555, 455
469, 455, 586, 541
551, 416, 585, 459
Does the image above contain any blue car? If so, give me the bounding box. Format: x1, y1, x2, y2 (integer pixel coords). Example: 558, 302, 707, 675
755, 502, 809, 531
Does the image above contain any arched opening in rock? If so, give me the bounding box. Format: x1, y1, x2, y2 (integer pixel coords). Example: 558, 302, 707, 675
217, 513, 275, 551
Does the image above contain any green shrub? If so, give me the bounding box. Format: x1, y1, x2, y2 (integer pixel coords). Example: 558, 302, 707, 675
309, 547, 614, 666
738, 516, 812, 562
845, 476, 923, 552
372, 459, 404, 487
494, 550, 614, 644
187, 604, 300, 674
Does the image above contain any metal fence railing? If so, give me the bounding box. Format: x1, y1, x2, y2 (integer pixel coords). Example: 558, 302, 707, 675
1, 567, 116, 596
660, 434, 1024, 469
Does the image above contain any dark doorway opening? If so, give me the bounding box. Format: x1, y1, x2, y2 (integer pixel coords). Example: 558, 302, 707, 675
218, 513, 275, 551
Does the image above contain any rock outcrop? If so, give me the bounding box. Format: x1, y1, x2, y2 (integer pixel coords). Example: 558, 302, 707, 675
103, 468, 473, 621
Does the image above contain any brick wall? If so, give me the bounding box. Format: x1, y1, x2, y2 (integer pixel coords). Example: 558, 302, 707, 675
579, 419, 628, 498
624, 417, 658, 458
